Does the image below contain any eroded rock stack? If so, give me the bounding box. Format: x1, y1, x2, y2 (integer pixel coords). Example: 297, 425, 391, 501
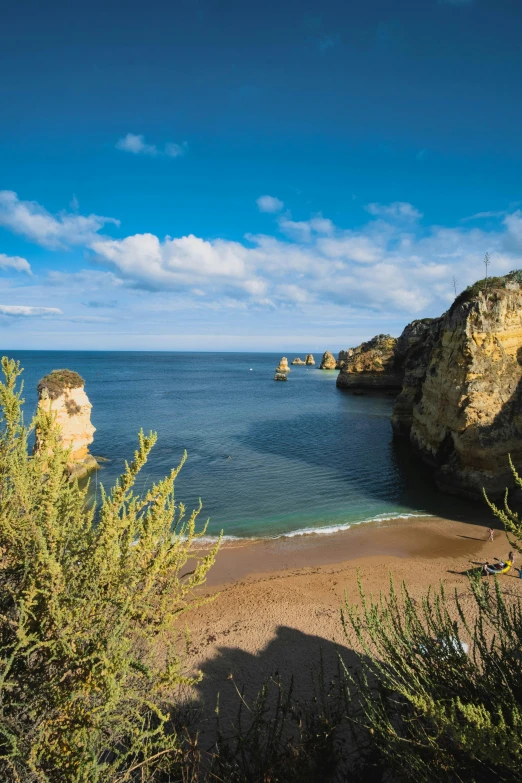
35, 369, 98, 479
275, 357, 290, 373
319, 351, 337, 370
305, 354, 315, 365
291, 358, 306, 365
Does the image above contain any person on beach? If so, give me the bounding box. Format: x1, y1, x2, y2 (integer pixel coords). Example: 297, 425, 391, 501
482, 552, 514, 576
487, 528, 494, 541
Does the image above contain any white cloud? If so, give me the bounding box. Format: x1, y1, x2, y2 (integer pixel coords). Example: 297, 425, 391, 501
256, 195, 284, 213
0, 253, 31, 274
116, 133, 187, 158
165, 141, 188, 158
278, 214, 334, 241
0, 190, 118, 249
0, 305, 62, 317
116, 133, 158, 156
365, 201, 423, 221
461, 210, 506, 222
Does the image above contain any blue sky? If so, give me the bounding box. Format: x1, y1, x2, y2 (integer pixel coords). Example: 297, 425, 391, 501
1, 0, 522, 351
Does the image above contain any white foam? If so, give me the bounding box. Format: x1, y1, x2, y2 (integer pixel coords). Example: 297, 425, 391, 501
196, 512, 434, 545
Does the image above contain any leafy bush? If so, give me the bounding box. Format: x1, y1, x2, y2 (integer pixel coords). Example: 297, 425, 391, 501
341, 462, 522, 782
0, 357, 219, 782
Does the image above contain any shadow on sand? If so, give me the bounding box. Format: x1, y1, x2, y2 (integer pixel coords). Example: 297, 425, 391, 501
194, 625, 357, 738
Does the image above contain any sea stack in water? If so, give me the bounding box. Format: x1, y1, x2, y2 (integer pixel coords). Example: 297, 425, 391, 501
35, 369, 98, 479
319, 351, 337, 370
275, 357, 290, 373
392, 272, 522, 499
291, 357, 306, 365
274, 372, 288, 381
305, 354, 315, 365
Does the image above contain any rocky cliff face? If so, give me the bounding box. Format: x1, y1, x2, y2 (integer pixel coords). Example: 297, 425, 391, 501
392, 274, 522, 498
36, 369, 98, 479
319, 351, 337, 370
305, 354, 315, 365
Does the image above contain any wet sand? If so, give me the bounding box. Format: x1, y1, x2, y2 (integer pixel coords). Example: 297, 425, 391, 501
185, 515, 520, 727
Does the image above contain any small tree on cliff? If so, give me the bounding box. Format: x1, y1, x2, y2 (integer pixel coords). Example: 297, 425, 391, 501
0, 357, 219, 782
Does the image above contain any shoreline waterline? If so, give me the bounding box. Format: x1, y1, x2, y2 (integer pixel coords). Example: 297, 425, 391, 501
192, 511, 497, 587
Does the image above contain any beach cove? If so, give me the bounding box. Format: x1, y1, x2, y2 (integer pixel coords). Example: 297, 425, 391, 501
186, 513, 518, 723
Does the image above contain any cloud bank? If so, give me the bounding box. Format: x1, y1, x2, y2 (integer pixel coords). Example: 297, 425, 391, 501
2, 189, 522, 325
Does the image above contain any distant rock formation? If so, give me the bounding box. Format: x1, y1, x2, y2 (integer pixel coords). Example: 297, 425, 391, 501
291, 358, 306, 365
391, 273, 522, 499
337, 325, 433, 391
305, 354, 315, 365
35, 369, 98, 479
274, 372, 288, 381
275, 357, 290, 373
319, 351, 337, 370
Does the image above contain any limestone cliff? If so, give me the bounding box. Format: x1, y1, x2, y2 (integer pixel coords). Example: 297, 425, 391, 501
36, 369, 98, 479
392, 273, 522, 498
305, 354, 315, 365
319, 351, 337, 370
336, 324, 434, 391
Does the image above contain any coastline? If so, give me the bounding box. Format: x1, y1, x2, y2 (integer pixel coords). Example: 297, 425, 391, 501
197, 509, 497, 586
186, 513, 519, 720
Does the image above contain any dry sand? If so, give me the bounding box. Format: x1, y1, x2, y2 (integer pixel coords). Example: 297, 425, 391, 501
184, 515, 521, 731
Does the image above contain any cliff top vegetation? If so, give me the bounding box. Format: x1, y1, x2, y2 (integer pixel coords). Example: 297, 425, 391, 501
451, 269, 522, 311
37, 368, 85, 399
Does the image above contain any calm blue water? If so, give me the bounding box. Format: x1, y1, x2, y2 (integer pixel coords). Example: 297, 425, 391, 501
6, 351, 475, 538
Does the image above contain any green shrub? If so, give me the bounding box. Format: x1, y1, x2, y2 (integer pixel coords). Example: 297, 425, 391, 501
341, 462, 522, 782
37, 369, 85, 400
0, 357, 219, 782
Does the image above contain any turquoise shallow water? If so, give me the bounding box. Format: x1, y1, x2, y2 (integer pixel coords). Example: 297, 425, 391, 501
8, 351, 476, 538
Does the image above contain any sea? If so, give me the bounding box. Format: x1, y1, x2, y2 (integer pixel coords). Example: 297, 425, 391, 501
6, 351, 478, 540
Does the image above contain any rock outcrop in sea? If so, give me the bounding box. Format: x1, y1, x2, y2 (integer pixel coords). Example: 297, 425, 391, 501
319, 351, 337, 370
35, 369, 98, 479
291, 357, 306, 365
274, 372, 288, 381
392, 273, 522, 499
336, 324, 434, 391
337, 334, 399, 389
275, 357, 290, 373
305, 354, 315, 365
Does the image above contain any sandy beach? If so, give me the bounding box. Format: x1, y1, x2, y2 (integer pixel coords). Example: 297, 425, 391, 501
186, 514, 521, 730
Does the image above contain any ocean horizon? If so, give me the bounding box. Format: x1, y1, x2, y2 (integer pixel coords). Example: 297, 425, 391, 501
7, 350, 479, 539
